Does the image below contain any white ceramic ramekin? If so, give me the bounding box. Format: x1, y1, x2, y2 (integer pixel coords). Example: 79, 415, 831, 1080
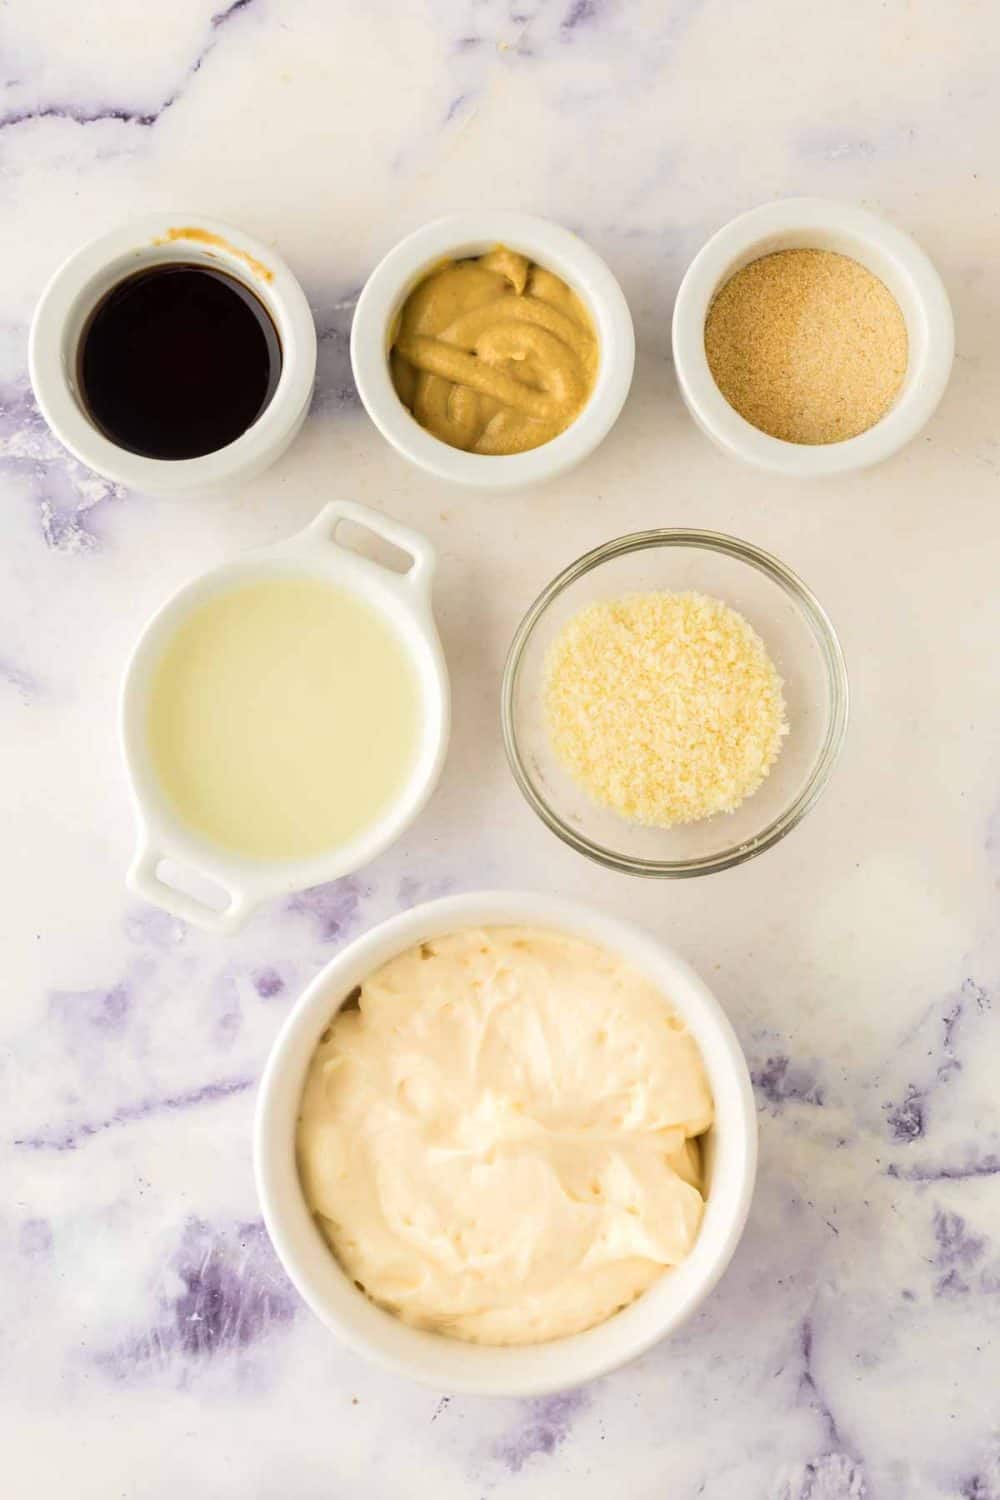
672, 197, 954, 476
29, 213, 317, 495
350, 212, 635, 489
255, 891, 757, 1396
120, 501, 449, 934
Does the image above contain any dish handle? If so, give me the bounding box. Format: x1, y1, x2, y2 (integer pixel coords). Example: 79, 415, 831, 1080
300, 499, 436, 598
127, 843, 254, 935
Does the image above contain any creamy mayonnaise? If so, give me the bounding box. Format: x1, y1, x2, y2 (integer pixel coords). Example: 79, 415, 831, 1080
297, 926, 713, 1345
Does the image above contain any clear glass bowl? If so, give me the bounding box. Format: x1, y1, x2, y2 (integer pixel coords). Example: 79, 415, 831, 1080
501, 529, 848, 877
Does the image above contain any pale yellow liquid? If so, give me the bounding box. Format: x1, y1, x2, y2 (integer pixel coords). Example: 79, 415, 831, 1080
147, 575, 422, 860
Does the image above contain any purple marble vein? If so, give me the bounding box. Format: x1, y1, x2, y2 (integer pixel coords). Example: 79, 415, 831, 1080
884, 977, 991, 1146
959, 1446, 1000, 1500
0, 655, 38, 700
253, 966, 284, 999
561, 0, 603, 32
0, 0, 255, 131
799, 1318, 843, 1451
886, 1085, 925, 1143
794, 1318, 869, 1497
0, 382, 127, 551
783, 1454, 869, 1500
286, 874, 369, 942
888, 1154, 1000, 1182
752, 1053, 825, 1108
493, 1389, 589, 1474
13, 1074, 255, 1152
100, 1218, 297, 1377
931, 1209, 991, 1299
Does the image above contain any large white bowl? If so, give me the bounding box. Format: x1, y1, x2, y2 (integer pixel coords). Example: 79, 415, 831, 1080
350, 212, 635, 489
254, 891, 757, 1395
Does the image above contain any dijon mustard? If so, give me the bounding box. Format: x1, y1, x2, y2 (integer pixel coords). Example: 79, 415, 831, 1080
390, 246, 598, 455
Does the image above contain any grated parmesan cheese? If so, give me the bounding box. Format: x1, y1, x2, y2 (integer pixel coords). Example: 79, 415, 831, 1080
544, 591, 788, 827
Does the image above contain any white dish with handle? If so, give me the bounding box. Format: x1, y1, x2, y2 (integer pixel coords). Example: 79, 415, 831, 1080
120, 500, 450, 934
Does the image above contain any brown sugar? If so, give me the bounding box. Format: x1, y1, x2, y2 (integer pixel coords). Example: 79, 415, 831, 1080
703, 249, 908, 444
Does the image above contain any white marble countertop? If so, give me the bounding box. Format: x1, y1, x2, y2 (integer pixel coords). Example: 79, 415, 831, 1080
3, 1, 998, 1495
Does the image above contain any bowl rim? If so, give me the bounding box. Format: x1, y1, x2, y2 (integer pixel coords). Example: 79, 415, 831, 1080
671, 196, 954, 476
349, 211, 635, 490
501, 528, 849, 876
254, 889, 758, 1395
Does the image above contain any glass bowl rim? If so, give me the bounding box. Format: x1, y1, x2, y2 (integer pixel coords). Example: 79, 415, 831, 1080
500, 527, 850, 877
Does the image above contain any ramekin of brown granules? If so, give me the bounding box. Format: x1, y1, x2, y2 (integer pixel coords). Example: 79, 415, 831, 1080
671, 198, 953, 476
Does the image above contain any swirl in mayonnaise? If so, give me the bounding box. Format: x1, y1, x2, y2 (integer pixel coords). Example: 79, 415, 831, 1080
296, 926, 713, 1346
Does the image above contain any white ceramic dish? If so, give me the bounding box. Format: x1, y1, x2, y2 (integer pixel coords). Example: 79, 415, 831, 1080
29, 213, 317, 495
254, 890, 757, 1396
350, 212, 635, 489
120, 500, 449, 934
671, 197, 954, 476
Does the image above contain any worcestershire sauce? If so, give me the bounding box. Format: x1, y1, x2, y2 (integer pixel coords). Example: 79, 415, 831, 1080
78, 263, 282, 460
